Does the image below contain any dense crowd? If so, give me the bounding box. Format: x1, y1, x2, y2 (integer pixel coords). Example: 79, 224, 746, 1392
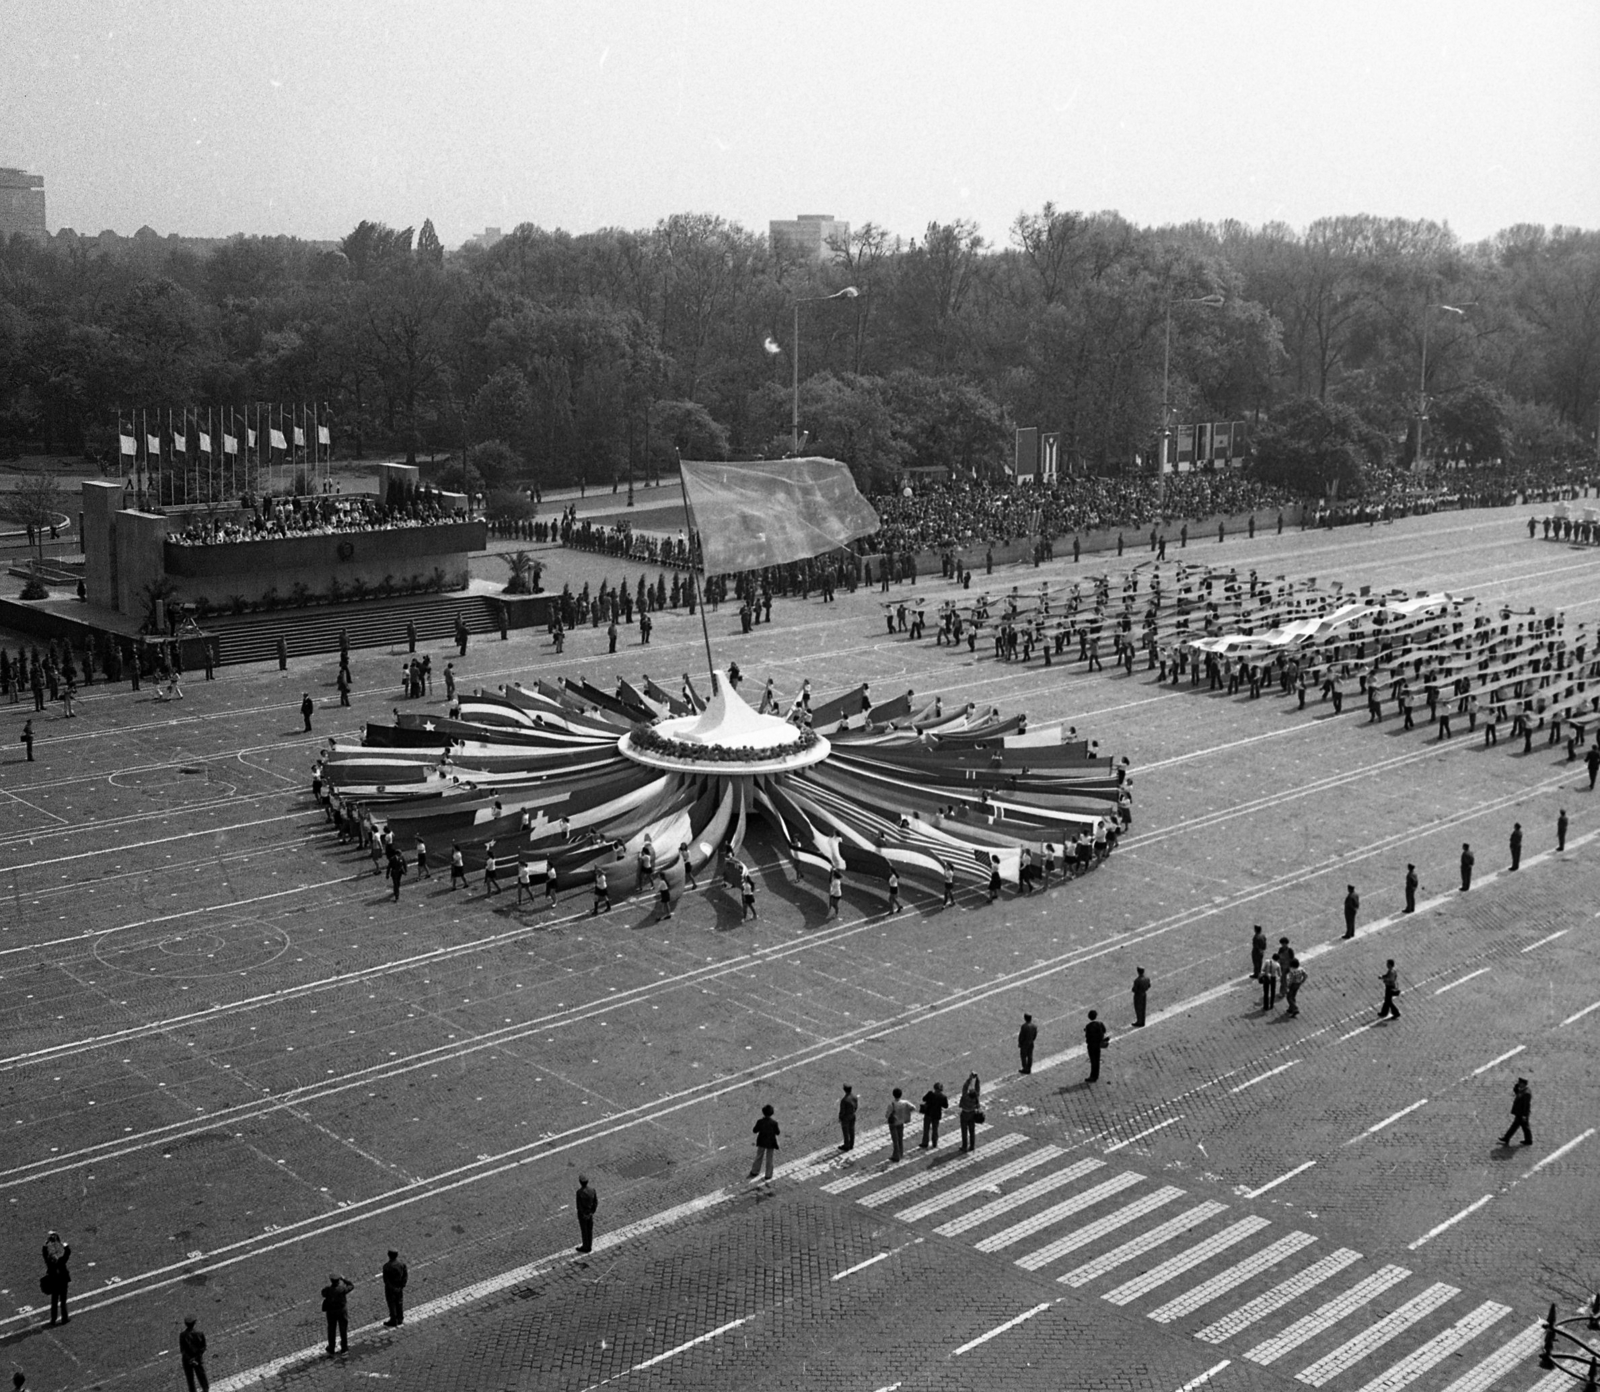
169, 492, 462, 546
865, 473, 1296, 554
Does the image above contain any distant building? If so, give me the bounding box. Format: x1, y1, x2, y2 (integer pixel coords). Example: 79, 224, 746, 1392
0, 167, 46, 240
464, 226, 504, 252
770, 213, 848, 261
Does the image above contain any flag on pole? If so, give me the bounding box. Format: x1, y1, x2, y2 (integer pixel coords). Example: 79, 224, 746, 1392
317, 425, 330, 446
678, 457, 880, 573
223, 434, 238, 455
293, 426, 305, 447
199, 431, 212, 454
172, 430, 186, 452
270, 428, 287, 450
146, 433, 160, 457
119, 432, 136, 456
247, 428, 257, 448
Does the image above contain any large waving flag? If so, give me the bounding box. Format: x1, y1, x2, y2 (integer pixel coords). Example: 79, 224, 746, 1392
679, 457, 880, 573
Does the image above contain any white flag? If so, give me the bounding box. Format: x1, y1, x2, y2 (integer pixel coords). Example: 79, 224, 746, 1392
199, 432, 212, 454
119, 433, 136, 456
146, 434, 160, 456
172, 431, 186, 452
247, 428, 257, 448
293, 426, 305, 447
317, 425, 330, 446
223, 434, 238, 455
270, 429, 287, 450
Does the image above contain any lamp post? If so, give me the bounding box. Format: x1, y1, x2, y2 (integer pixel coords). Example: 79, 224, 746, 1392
793, 286, 858, 454
1160, 293, 1224, 485
1416, 301, 1470, 469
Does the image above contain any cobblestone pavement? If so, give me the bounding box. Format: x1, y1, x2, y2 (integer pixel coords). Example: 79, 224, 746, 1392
0, 504, 1598, 1391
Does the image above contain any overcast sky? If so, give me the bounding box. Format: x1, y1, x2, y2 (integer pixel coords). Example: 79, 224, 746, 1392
5, 0, 1597, 248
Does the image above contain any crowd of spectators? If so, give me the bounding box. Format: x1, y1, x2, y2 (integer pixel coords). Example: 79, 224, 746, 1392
168, 490, 463, 546
865, 472, 1297, 554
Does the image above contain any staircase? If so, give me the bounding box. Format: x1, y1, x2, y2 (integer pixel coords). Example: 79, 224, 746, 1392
205, 591, 503, 667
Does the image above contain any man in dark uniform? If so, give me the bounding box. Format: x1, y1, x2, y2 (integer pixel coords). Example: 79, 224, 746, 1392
1557, 808, 1568, 852
1342, 884, 1360, 939
1508, 822, 1522, 871
405, 620, 416, 654
837, 1084, 857, 1151
1497, 1078, 1532, 1147
1460, 842, 1475, 891
1249, 925, 1267, 979
380, 1250, 407, 1326
320, 1273, 354, 1356
1017, 1013, 1037, 1074
300, 693, 314, 732
21, 719, 34, 762
1586, 743, 1600, 790
1084, 1010, 1108, 1082
179, 1316, 209, 1391
575, 1176, 598, 1252
1130, 968, 1150, 1027
1404, 864, 1418, 913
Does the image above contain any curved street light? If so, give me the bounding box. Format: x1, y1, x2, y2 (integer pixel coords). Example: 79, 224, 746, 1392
1416, 301, 1473, 469
1161, 293, 1225, 484
793, 287, 859, 454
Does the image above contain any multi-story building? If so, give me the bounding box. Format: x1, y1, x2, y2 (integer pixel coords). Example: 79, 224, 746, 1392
0, 168, 46, 240
769, 213, 848, 261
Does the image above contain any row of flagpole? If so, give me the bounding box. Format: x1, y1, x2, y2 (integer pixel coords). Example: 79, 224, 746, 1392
113, 404, 333, 507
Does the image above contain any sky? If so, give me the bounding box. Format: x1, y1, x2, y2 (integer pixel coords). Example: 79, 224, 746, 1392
4, 0, 1598, 249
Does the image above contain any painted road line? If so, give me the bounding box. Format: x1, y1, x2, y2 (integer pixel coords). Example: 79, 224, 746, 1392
1242, 1265, 1412, 1364
1293, 1282, 1460, 1386
1015, 1186, 1184, 1270
1231, 1060, 1300, 1093
1243, 1160, 1316, 1199
1560, 1000, 1600, 1027
1338, 1023, 1377, 1042
1520, 1127, 1595, 1179
1149, 1232, 1318, 1324
1105, 1116, 1184, 1153
1173, 1361, 1231, 1392
950, 1301, 1054, 1357
1347, 1301, 1510, 1392
1103, 1216, 1270, 1305
894, 1148, 1075, 1222
211, 1184, 738, 1390
1196, 1249, 1363, 1344
973, 1171, 1146, 1252
1408, 1196, 1493, 1250
630, 1316, 748, 1372
856, 1133, 1029, 1206
1434, 968, 1491, 995
1026, 978, 1237, 1075
1521, 930, 1568, 952
1469, 1046, 1525, 1077
831, 1251, 892, 1282
1346, 1098, 1429, 1144
1059, 1201, 1227, 1288
1432, 1322, 1545, 1392
935, 1160, 1116, 1238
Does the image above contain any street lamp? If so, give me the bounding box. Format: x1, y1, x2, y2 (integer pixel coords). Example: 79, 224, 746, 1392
1416, 301, 1472, 469
1160, 293, 1225, 483
792, 286, 858, 454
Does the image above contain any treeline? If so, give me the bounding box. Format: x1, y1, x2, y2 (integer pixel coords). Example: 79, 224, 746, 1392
0, 208, 1595, 495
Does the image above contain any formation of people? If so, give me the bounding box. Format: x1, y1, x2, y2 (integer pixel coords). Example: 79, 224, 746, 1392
170, 489, 461, 546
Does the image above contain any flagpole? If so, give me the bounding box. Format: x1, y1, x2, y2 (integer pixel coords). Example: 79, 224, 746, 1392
676, 456, 717, 683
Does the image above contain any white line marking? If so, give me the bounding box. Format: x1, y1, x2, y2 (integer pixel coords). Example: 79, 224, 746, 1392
1434, 968, 1490, 995
1174, 1361, 1231, 1392
1105, 1116, 1183, 1152
895, 1148, 1074, 1223
1059, 1200, 1227, 1287
1338, 1023, 1376, 1042
1348, 1098, 1428, 1142
1520, 1128, 1595, 1179
630, 1316, 748, 1371
937, 1162, 1122, 1239
1103, 1216, 1270, 1305
1294, 1282, 1460, 1385
1195, 1249, 1361, 1344
1016, 1186, 1183, 1269
1560, 1000, 1600, 1026
950, 1301, 1053, 1356
1243, 1265, 1412, 1364
1243, 1160, 1316, 1199
831, 1251, 892, 1282
1347, 1300, 1510, 1392
1231, 1060, 1300, 1093
1408, 1195, 1493, 1249
1432, 1322, 1546, 1392
1469, 1046, 1525, 1077
1521, 930, 1569, 952
1149, 1232, 1317, 1324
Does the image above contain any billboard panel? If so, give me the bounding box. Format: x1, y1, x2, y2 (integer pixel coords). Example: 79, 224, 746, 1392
1013, 427, 1038, 482
1175, 424, 1195, 465
1212, 421, 1232, 462
1040, 431, 1060, 483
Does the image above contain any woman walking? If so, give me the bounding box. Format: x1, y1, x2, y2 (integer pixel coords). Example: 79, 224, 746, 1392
958, 1073, 982, 1153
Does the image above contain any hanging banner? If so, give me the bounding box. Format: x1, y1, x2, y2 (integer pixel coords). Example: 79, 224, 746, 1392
1040, 431, 1060, 483
270, 428, 287, 450
119, 433, 136, 455
317, 425, 331, 446
172, 431, 186, 452
146, 434, 160, 457
223, 434, 238, 455
199, 431, 212, 454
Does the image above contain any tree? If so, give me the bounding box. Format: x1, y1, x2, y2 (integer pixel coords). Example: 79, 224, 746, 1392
1429, 381, 1509, 462
648, 398, 728, 468
467, 439, 520, 489
1251, 397, 1387, 497
417, 219, 444, 267
500, 549, 541, 593
0, 471, 63, 560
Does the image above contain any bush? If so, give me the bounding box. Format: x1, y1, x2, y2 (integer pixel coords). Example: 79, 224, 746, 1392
19, 577, 48, 600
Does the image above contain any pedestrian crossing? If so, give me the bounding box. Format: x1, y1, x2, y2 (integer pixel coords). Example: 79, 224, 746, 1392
804, 1131, 1547, 1392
